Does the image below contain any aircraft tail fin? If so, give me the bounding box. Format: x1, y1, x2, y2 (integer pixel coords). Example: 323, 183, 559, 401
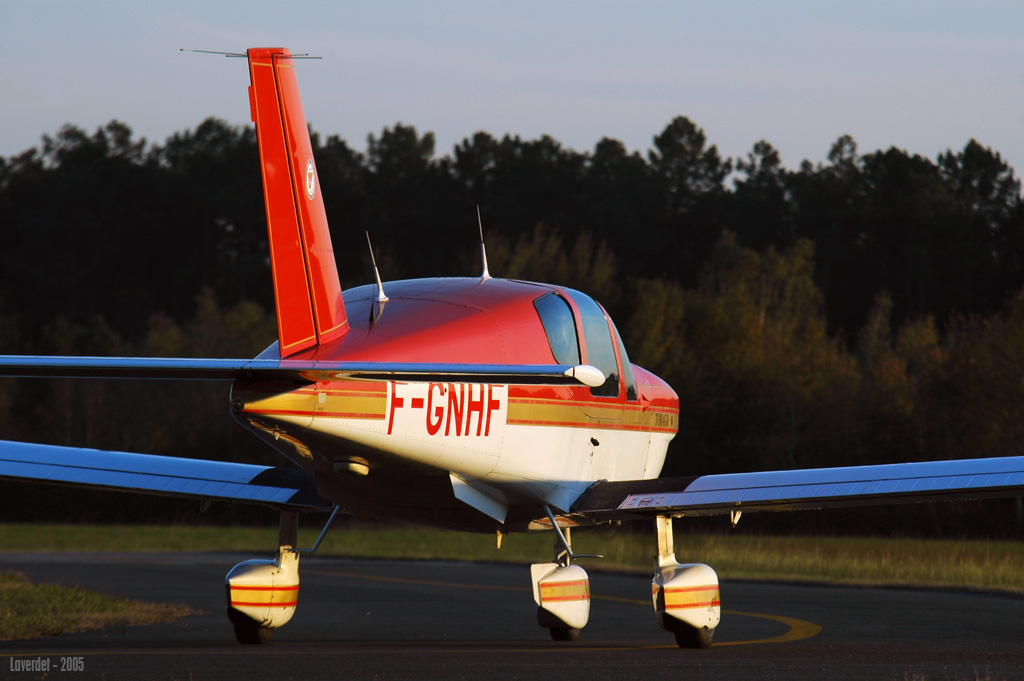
247, 47, 348, 357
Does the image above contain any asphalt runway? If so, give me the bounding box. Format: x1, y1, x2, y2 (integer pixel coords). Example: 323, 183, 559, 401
2, 552, 1021, 681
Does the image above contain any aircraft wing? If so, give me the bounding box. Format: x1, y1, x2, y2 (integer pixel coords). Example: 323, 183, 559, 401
0, 355, 603, 510
0, 439, 330, 510
0, 356, 604, 386
572, 456, 1024, 520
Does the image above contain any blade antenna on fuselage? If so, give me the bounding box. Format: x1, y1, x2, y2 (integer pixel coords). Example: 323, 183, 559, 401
365, 231, 389, 322
477, 205, 491, 281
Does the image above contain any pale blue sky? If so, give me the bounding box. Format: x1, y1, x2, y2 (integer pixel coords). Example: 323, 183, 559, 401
3, 1, 1023, 175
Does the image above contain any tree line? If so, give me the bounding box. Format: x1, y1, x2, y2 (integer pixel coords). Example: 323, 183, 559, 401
1, 115, 1022, 532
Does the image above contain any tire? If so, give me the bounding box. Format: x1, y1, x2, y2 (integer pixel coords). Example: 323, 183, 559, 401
674, 626, 715, 649
550, 627, 581, 642
227, 607, 275, 645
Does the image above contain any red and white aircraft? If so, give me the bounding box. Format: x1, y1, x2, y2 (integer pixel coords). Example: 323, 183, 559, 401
2, 47, 1023, 648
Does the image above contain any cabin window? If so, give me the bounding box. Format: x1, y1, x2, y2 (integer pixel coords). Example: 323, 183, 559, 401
533, 292, 580, 366
565, 289, 619, 398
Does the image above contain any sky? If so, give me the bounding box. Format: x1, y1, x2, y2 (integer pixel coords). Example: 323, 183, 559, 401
2, 1, 1024, 176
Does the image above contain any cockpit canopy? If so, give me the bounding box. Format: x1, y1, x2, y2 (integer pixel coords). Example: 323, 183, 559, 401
336, 278, 638, 401
533, 288, 637, 401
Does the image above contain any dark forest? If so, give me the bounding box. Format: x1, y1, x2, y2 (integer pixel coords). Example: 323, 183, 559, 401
2, 115, 1022, 534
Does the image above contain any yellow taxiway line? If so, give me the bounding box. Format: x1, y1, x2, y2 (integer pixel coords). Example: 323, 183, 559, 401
306, 568, 823, 646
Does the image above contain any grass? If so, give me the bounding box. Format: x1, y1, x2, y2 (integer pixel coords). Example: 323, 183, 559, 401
0, 570, 191, 641
652, 533, 1024, 594
2, 522, 1023, 594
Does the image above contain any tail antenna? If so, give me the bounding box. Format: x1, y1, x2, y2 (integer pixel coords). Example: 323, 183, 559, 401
365, 232, 389, 322
477, 205, 491, 281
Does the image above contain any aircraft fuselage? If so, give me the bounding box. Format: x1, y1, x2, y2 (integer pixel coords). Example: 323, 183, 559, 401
231, 277, 679, 532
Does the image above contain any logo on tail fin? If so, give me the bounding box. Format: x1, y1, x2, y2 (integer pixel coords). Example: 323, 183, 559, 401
305, 159, 316, 200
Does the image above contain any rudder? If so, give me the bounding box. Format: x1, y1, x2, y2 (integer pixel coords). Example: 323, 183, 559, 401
247, 47, 348, 357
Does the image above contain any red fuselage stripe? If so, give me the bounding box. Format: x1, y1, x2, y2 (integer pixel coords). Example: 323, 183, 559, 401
246, 409, 675, 433
507, 418, 677, 433
246, 408, 384, 420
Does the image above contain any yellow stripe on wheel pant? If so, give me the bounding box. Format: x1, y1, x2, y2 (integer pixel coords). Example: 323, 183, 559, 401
229, 585, 299, 608
540, 579, 590, 603
654, 584, 720, 610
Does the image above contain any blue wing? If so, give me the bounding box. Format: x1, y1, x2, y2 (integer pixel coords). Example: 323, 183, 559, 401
0, 440, 330, 510
573, 456, 1024, 519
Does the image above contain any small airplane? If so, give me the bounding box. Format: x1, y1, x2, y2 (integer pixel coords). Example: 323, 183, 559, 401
2, 47, 1023, 648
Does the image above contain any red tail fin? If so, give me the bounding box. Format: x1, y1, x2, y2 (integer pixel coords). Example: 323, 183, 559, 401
247, 47, 348, 357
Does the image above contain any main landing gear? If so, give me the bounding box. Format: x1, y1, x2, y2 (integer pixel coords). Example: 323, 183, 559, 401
224, 507, 340, 645
651, 515, 720, 649
225, 511, 301, 644
530, 512, 720, 648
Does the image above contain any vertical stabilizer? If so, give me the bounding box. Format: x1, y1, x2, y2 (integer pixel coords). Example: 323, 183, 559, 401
247, 47, 348, 357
